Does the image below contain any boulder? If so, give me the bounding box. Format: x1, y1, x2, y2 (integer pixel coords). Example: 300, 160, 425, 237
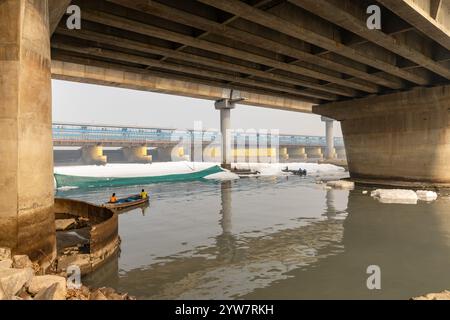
0, 284, 7, 300
0, 267, 34, 298
413, 290, 450, 300
0, 259, 13, 269
55, 219, 77, 231
34, 282, 66, 300
99, 287, 125, 300
28, 275, 67, 296
90, 289, 108, 300
0, 248, 11, 261
12, 255, 33, 269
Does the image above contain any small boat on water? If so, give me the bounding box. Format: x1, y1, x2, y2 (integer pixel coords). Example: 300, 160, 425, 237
103, 194, 149, 210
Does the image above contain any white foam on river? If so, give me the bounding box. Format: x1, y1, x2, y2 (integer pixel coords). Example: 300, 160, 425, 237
54, 162, 346, 179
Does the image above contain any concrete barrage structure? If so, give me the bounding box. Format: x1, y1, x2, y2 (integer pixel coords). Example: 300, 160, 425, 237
1, 0, 449, 263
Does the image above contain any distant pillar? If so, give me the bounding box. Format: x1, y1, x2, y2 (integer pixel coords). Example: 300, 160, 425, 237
322, 116, 335, 160
123, 146, 152, 163
287, 147, 307, 161
279, 147, 289, 162
0, 0, 56, 267
215, 99, 235, 169
306, 147, 323, 159
82, 145, 107, 165
157, 146, 186, 162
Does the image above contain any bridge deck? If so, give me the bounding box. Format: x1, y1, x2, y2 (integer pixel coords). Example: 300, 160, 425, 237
50, 0, 450, 111
52, 123, 345, 147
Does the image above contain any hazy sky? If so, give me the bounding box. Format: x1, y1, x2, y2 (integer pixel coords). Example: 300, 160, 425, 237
52, 80, 342, 137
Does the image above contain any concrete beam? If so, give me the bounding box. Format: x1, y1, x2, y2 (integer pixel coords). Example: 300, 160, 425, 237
290, 0, 450, 80
378, 0, 450, 51
106, 0, 401, 90
51, 42, 323, 103
54, 27, 350, 98
197, 0, 429, 85
80, 8, 377, 94
48, 0, 71, 35
51, 60, 313, 113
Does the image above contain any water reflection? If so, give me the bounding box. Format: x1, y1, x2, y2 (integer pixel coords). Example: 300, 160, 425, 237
246, 191, 450, 299
77, 178, 450, 300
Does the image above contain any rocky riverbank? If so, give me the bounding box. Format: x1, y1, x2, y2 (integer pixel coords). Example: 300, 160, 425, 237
0, 248, 133, 300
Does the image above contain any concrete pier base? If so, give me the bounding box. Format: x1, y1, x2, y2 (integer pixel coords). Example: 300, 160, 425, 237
336, 147, 346, 160
157, 146, 186, 162
287, 147, 307, 161
306, 147, 324, 160
81, 145, 107, 165
315, 84, 450, 186
279, 147, 289, 162
123, 146, 152, 163
0, 0, 56, 266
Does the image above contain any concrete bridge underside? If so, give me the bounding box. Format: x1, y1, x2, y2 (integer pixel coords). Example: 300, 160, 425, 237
1, 0, 449, 264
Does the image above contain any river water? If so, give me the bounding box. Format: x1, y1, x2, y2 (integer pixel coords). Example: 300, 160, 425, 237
55, 173, 450, 300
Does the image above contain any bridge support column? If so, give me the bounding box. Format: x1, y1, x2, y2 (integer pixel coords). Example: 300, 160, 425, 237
279, 147, 289, 162
306, 147, 324, 160
287, 147, 307, 161
202, 145, 221, 162
0, 0, 56, 266
314, 85, 450, 186
336, 147, 346, 160
123, 146, 152, 164
81, 145, 107, 165
215, 99, 235, 170
157, 146, 186, 162
322, 117, 336, 160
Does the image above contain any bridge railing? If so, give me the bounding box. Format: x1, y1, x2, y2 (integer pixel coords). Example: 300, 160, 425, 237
52, 124, 344, 147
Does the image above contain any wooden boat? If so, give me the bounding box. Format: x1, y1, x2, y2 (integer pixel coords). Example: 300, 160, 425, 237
103, 194, 149, 210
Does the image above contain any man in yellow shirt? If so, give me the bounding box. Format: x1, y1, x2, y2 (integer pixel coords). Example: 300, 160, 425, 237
140, 189, 148, 199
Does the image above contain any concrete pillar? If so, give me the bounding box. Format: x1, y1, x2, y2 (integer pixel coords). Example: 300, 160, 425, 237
306, 147, 324, 159
287, 147, 307, 160
157, 146, 186, 162
336, 147, 347, 160
279, 147, 289, 162
81, 145, 107, 165
202, 145, 221, 162
123, 146, 152, 163
0, 0, 56, 266
322, 117, 335, 160
314, 84, 450, 186
215, 99, 235, 169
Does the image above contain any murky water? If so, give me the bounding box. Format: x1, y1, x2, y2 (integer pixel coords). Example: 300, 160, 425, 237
56, 174, 450, 300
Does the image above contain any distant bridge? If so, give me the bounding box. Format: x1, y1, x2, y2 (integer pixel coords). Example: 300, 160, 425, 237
52, 123, 344, 147
52, 123, 346, 164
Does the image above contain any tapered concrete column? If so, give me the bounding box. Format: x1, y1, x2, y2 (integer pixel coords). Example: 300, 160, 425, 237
0, 0, 56, 266
81, 145, 107, 165
322, 117, 335, 160
215, 99, 235, 169
123, 146, 152, 163
157, 146, 186, 162
306, 147, 323, 159
314, 84, 450, 186
287, 147, 307, 160
279, 147, 289, 162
